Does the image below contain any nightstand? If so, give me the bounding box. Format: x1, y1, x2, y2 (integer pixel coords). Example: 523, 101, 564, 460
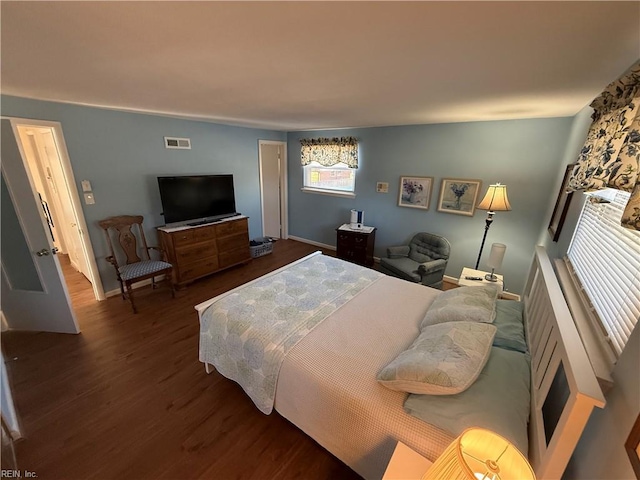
336, 224, 376, 267
458, 267, 504, 294
383, 441, 433, 479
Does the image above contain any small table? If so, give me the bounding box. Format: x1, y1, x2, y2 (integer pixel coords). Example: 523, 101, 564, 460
382, 441, 433, 479
458, 267, 504, 294
336, 224, 376, 267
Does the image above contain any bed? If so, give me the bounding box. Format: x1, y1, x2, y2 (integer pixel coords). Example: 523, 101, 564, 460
195, 246, 605, 480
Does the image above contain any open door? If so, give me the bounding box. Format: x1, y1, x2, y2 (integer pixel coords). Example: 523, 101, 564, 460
17, 126, 92, 281
259, 140, 288, 239
1, 119, 79, 334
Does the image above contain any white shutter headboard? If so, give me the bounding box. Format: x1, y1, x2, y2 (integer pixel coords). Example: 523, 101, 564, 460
524, 246, 606, 479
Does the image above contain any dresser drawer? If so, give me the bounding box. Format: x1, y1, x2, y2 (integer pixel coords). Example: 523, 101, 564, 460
178, 256, 219, 281
171, 229, 195, 246
215, 218, 248, 237
193, 225, 216, 242
219, 247, 250, 268
175, 241, 217, 264
217, 232, 249, 252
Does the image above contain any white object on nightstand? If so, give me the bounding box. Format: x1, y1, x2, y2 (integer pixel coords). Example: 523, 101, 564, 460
382, 441, 433, 479
458, 267, 503, 294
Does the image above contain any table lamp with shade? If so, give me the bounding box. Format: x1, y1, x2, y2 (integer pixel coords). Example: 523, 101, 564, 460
422, 427, 535, 480
475, 184, 511, 270
485, 243, 506, 282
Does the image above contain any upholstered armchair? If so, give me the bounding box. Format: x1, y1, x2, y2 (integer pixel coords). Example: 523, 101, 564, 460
379, 232, 451, 289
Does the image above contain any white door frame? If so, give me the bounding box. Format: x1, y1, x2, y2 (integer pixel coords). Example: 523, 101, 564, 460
258, 140, 288, 239
5, 117, 105, 301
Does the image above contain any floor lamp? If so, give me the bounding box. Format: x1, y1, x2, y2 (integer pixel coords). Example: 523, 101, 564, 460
475, 183, 511, 270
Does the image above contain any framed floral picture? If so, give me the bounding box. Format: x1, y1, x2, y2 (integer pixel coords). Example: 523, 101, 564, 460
398, 176, 433, 210
437, 178, 482, 216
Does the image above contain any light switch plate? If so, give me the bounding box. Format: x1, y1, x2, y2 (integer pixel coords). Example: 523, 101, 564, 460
84, 193, 95, 205
81, 180, 92, 192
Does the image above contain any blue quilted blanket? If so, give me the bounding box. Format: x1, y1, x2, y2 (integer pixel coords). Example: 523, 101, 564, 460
198, 252, 383, 413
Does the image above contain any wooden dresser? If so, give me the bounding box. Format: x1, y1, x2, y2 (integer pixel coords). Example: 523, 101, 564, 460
336, 224, 376, 267
158, 216, 251, 287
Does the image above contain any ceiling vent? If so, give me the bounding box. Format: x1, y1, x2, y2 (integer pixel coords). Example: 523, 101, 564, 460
164, 137, 191, 149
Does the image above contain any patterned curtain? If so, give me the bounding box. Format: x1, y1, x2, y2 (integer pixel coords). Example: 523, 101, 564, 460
300, 137, 358, 168
568, 61, 640, 231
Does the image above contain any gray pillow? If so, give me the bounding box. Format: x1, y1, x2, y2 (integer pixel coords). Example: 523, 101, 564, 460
421, 285, 499, 328
404, 346, 531, 455
493, 300, 528, 353
377, 321, 497, 395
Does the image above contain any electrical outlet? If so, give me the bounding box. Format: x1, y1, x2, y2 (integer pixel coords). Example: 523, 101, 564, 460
84, 193, 95, 205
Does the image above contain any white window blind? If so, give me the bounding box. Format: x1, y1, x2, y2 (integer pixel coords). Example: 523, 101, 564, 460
567, 189, 640, 356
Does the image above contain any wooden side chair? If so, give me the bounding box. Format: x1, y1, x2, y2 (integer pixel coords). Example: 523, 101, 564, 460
98, 215, 174, 313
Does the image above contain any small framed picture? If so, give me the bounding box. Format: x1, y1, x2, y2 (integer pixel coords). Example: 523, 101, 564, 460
437, 178, 482, 216
376, 182, 389, 193
398, 176, 433, 210
548, 164, 576, 242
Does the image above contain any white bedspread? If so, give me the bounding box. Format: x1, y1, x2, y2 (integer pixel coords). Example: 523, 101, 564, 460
275, 275, 454, 480
198, 252, 383, 414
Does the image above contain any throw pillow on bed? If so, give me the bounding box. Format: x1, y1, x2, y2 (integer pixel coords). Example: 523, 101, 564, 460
377, 321, 496, 395
493, 300, 528, 353
403, 346, 531, 456
421, 285, 499, 328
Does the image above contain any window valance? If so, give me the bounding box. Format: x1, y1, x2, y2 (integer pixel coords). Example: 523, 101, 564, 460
300, 137, 358, 168
568, 61, 640, 231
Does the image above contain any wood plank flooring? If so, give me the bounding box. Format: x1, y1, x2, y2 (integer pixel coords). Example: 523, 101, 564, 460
2, 241, 361, 480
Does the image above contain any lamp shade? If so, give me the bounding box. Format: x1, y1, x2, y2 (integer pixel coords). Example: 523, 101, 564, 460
487, 243, 506, 270
477, 184, 511, 212
423, 428, 535, 480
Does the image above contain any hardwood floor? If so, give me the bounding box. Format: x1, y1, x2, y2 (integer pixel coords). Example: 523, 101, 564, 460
2, 240, 361, 480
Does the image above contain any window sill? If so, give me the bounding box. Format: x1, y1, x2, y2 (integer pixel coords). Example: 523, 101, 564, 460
554, 258, 614, 393
301, 187, 356, 199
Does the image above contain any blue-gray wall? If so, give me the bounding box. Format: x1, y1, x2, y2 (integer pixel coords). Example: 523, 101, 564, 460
1, 95, 285, 293
287, 118, 574, 294
0, 94, 575, 295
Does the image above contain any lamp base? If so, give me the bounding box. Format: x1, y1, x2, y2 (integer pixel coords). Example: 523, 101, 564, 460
485, 268, 499, 282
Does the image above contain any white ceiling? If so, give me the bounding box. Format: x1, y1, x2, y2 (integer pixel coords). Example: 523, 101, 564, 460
2, 1, 639, 131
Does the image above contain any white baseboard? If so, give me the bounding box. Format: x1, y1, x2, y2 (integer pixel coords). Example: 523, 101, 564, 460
287, 235, 336, 251
104, 275, 167, 298
443, 274, 459, 287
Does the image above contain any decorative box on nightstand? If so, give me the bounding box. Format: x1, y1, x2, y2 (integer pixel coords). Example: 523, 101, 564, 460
382, 441, 433, 479
458, 267, 504, 294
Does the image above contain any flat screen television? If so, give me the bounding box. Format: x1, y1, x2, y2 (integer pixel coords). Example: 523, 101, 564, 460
157, 175, 238, 226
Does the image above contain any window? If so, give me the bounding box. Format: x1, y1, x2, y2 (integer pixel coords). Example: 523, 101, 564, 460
300, 137, 358, 195
303, 162, 355, 193
567, 188, 640, 356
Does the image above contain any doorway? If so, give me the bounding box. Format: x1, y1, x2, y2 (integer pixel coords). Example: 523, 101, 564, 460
9, 118, 104, 306
258, 140, 288, 239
